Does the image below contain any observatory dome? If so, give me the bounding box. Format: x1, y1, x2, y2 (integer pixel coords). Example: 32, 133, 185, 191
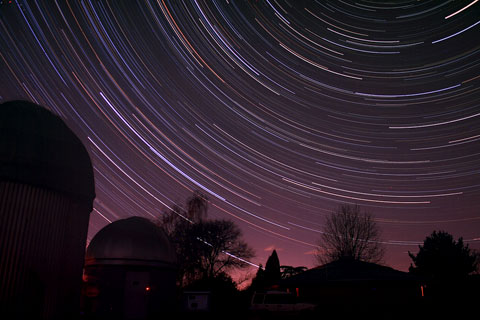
0, 100, 95, 208
0, 100, 95, 318
85, 216, 176, 267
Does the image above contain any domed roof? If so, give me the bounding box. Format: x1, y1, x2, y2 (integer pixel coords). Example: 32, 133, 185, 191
0, 100, 95, 208
85, 217, 177, 267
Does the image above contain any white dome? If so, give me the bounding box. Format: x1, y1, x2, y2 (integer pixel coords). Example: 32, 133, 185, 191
85, 217, 176, 267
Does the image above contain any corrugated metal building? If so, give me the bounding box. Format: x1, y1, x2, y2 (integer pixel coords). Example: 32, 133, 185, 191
0, 100, 95, 319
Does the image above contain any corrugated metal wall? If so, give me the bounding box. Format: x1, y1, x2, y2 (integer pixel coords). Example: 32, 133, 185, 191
0, 181, 90, 319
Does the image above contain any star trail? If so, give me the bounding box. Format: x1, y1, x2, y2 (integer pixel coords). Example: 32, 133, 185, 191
1, 0, 479, 271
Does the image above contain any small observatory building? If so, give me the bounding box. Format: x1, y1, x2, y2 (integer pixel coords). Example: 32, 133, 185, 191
82, 216, 177, 319
0, 100, 96, 319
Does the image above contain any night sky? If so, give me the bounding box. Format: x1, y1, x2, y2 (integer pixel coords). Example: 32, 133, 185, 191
1, 1, 479, 274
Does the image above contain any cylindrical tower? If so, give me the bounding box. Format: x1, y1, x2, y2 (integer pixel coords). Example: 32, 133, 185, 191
83, 216, 177, 319
0, 100, 95, 319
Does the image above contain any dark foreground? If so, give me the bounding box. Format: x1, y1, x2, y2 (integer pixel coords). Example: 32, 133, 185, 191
122, 301, 473, 320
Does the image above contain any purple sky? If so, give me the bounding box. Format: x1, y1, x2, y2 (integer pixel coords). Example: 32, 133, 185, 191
1, 1, 479, 273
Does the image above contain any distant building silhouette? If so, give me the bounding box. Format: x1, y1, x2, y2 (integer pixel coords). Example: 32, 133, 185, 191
82, 216, 177, 319
0, 100, 96, 319
280, 259, 424, 311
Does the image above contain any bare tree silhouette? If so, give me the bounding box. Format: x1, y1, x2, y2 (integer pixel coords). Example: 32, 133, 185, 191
316, 204, 384, 264
160, 190, 253, 286
186, 190, 208, 222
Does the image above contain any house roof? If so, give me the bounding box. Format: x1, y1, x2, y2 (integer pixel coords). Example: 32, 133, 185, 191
280, 259, 421, 286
